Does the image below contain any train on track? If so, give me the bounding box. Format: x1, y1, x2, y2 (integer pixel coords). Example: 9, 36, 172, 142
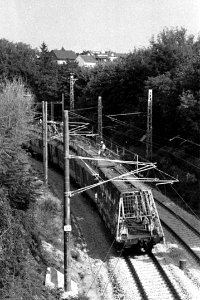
29, 125, 164, 252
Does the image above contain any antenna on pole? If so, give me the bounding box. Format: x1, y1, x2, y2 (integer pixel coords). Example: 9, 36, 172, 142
98, 96, 102, 142
70, 73, 77, 111
146, 89, 153, 160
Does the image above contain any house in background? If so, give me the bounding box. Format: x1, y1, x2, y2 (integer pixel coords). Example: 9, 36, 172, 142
91, 50, 127, 63
50, 49, 77, 64
108, 52, 127, 61
76, 55, 97, 68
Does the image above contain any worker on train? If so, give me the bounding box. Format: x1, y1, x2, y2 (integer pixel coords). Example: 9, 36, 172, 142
98, 140, 106, 156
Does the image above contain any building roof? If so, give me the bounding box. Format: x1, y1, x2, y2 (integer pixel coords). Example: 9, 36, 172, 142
79, 55, 97, 63
114, 53, 127, 58
51, 50, 77, 60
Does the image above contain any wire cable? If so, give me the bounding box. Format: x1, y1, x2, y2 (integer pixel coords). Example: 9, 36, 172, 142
156, 169, 200, 220
86, 239, 116, 297
72, 106, 97, 112
101, 245, 125, 297
169, 184, 200, 220
107, 112, 144, 117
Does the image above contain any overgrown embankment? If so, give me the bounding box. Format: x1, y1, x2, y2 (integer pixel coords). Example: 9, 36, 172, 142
0, 79, 92, 300
0, 80, 56, 299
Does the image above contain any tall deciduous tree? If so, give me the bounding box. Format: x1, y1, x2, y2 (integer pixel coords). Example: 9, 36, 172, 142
149, 27, 194, 75
0, 79, 37, 209
0, 80, 50, 299
0, 39, 38, 85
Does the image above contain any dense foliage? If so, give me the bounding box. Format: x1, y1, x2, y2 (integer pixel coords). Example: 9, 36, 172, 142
0, 26, 200, 296
0, 81, 56, 299
74, 28, 200, 214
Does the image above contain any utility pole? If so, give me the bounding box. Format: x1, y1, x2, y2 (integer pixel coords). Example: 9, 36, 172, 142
42, 101, 48, 185
63, 110, 71, 292
146, 89, 153, 160
70, 73, 77, 111
98, 96, 102, 142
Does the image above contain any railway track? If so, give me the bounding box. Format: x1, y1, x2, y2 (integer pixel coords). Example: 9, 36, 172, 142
116, 163, 200, 263
106, 251, 183, 300
32, 153, 200, 299
155, 199, 200, 238
156, 201, 200, 264
106, 256, 143, 300
31, 132, 200, 298
124, 253, 182, 300
161, 219, 200, 265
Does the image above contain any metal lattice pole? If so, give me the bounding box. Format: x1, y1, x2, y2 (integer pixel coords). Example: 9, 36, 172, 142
146, 89, 153, 160
98, 96, 102, 142
42, 101, 48, 185
63, 110, 71, 292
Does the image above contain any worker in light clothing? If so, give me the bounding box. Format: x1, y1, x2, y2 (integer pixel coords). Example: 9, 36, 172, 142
99, 140, 106, 156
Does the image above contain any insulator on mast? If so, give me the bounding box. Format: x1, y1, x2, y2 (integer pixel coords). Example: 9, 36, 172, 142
70, 73, 77, 111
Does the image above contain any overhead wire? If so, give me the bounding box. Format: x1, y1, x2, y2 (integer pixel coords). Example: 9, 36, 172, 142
105, 121, 200, 171
101, 245, 125, 297
69, 111, 96, 124
72, 106, 97, 112
105, 113, 172, 142
86, 239, 116, 297
155, 166, 200, 219
169, 184, 200, 220
69, 107, 200, 178
107, 112, 144, 117
70, 164, 157, 197
52, 108, 200, 170
106, 114, 200, 166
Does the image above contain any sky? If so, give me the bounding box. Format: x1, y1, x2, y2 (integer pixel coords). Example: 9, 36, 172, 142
0, 0, 200, 53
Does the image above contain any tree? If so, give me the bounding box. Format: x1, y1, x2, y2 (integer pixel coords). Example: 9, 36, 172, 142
34, 42, 59, 102
0, 39, 38, 85
0, 79, 53, 299
149, 27, 194, 75
0, 79, 37, 209
177, 90, 200, 144
144, 72, 180, 140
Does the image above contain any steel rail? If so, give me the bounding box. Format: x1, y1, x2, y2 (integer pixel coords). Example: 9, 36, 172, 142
161, 220, 200, 265
155, 199, 200, 239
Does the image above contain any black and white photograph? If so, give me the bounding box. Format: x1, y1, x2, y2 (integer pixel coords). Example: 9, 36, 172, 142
0, 1, 200, 299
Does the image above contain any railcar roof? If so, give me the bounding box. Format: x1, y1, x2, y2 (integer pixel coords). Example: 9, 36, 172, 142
99, 166, 139, 193
51, 136, 142, 194
71, 137, 141, 193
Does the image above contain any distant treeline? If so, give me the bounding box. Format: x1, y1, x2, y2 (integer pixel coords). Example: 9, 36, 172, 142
0, 27, 200, 213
